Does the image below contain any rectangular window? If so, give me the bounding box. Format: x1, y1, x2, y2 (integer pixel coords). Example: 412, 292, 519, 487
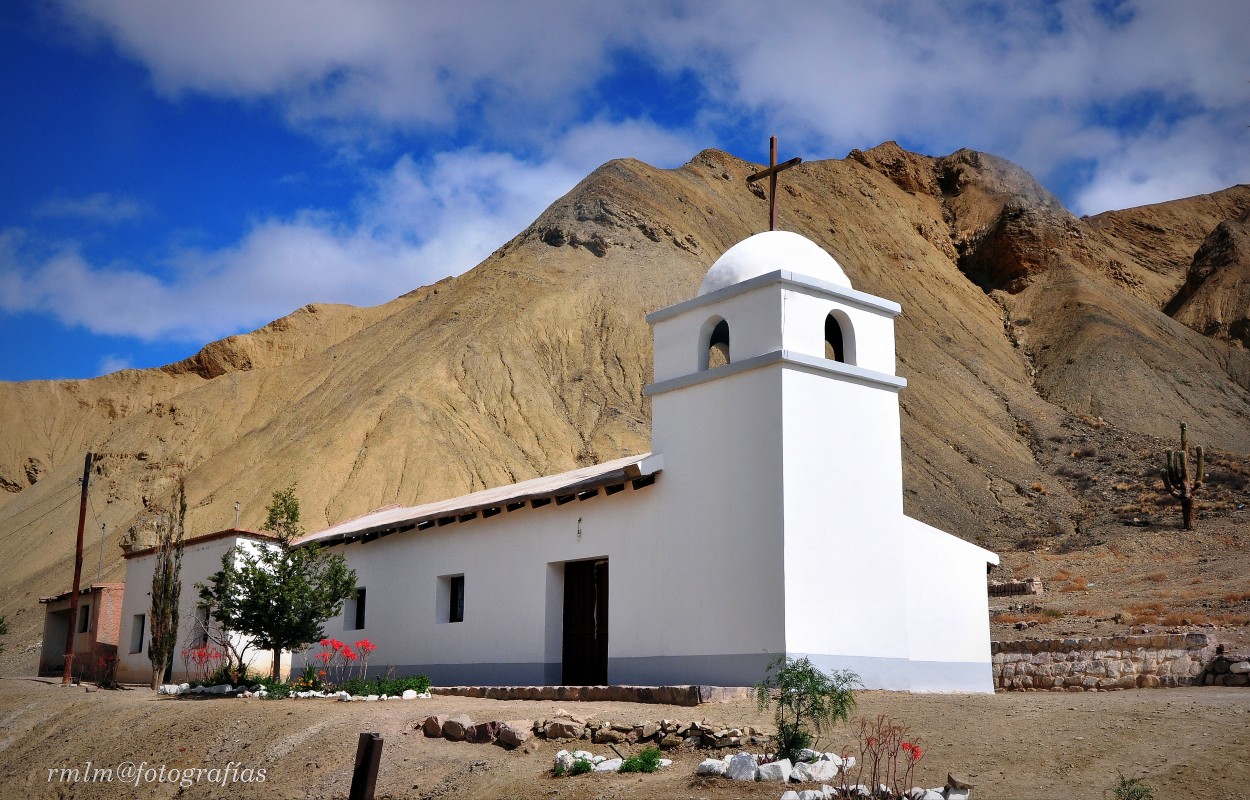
130, 614, 146, 654
78, 604, 91, 633
194, 606, 210, 647
437, 574, 465, 624
449, 575, 465, 623
346, 588, 366, 631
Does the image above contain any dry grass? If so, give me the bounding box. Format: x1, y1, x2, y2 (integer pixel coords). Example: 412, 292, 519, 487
1144, 571, 1168, 583
1029, 481, 1048, 495
991, 612, 1042, 625
1060, 577, 1089, 592
1224, 591, 1250, 603
1073, 608, 1112, 618
1111, 481, 1133, 492
1051, 568, 1073, 582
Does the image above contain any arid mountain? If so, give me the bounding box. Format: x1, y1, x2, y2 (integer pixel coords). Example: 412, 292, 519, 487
2, 143, 1248, 672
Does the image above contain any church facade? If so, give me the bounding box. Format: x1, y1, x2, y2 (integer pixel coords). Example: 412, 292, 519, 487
293, 231, 1000, 692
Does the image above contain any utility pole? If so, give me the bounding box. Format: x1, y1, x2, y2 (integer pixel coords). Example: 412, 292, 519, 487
62, 452, 94, 685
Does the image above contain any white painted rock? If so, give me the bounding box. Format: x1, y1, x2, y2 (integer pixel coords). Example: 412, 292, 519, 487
401, 689, 418, 700
823, 753, 844, 767
696, 758, 728, 777
805, 759, 841, 782
799, 790, 825, 800
554, 750, 573, 772
781, 792, 802, 800
658, 758, 672, 768
843, 756, 856, 771
797, 748, 823, 762
157, 684, 183, 695
594, 758, 622, 772
1230, 661, 1250, 674
724, 752, 758, 781
946, 790, 971, 800
571, 750, 594, 762
365, 694, 379, 702
757, 758, 792, 783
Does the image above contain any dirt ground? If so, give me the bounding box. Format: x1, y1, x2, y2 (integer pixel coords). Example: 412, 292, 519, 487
2, 677, 1248, 800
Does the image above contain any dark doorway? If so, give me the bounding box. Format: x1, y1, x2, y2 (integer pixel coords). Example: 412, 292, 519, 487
562, 559, 608, 685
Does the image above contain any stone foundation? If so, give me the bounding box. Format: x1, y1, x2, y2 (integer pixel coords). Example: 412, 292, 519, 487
992, 633, 1218, 691
429, 685, 752, 706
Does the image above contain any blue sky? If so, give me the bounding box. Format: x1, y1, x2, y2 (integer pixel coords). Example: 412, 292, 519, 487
1, 0, 1246, 381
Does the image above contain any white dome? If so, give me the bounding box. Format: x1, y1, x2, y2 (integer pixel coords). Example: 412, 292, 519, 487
698, 231, 851, 296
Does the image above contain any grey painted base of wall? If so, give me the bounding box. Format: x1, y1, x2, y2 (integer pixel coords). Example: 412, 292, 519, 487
374, 651, 994, 694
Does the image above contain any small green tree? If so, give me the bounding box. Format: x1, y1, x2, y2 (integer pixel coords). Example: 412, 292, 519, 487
148, 479, 186, 689
198, 486, 356, 681
755, 656, 860, 762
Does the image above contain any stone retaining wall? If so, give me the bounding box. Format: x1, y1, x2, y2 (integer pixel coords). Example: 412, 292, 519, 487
988, 577, 1044, 597
1202, 653, 1250, 686
992, 633, 1218, 691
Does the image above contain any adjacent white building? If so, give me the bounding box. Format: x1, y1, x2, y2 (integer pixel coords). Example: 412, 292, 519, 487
116, 530, 289, 684
292, 230, 1000, 692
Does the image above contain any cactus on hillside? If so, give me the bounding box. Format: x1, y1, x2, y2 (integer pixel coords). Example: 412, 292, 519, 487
1162, 422, 1205, 531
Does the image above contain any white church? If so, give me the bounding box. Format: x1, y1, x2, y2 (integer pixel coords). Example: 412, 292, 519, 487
291, 230, 1000, 693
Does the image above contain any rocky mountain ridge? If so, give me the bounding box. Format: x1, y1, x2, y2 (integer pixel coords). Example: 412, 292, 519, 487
2, 142, 1248, 672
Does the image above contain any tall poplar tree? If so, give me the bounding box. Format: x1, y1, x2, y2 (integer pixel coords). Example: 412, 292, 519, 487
148, 478, 186, 689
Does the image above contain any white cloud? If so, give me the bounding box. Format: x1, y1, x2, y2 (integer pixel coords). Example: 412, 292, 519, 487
1, 118, 697, 344
57, 0, 1248, 213
97, 354, 134, 374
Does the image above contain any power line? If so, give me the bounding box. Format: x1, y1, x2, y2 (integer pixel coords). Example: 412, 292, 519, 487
0, 490, 82, 547
1, 478, 80, 520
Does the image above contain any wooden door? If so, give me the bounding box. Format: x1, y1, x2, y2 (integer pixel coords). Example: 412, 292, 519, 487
561, 559, 608, 685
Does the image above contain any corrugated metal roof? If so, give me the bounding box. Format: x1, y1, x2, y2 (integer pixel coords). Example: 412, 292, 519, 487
39, 582, 125, 604
294, 453, 662, 548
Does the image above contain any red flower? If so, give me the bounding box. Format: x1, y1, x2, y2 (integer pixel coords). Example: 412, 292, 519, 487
316, 651, 332, 664
320, 638, 331, 647
342, 648, 358, 661
355, 639, 377, 654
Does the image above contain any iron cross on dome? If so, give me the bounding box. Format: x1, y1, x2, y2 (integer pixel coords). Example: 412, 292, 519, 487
746, 135, 802, 232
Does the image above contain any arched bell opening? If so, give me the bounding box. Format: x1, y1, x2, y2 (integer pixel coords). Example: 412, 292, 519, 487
824, 311, 856, 365
700, 316, 731, 371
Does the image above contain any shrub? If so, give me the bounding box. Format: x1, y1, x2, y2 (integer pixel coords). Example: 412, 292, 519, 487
1111, 771, 1155, 800
755, 656, 859, 762
337, 674, 430, 697
255, 676, 291, 699
569, 758, 593, 776
619, 746, 663, 773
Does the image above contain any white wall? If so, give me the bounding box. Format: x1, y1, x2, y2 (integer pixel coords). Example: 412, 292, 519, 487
903, 516, 999, 692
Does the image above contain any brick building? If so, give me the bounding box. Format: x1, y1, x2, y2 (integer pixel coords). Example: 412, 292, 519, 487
38, 583, 125, 681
